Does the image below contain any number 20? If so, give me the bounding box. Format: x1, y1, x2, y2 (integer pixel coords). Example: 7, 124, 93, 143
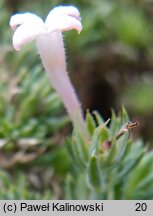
135, 203, 147, 211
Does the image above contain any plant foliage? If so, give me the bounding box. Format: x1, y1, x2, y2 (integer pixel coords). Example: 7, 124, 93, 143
66, 109, 153, 199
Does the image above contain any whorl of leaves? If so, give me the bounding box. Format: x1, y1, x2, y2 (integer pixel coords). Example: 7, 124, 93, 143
66, 109, 153, 200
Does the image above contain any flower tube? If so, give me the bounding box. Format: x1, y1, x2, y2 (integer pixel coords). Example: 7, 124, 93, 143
10, 6, 87, 135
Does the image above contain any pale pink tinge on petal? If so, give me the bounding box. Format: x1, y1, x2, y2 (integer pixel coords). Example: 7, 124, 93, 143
45, 6, 82, 34
10, 12, 44, 30
47, 6, 81, 19
46, 15, 82, 34
12, 23, 47, 51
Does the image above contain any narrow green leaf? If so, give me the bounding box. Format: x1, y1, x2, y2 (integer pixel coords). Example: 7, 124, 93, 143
109, 111, 121, 139
93, 111, 105, 125
87, 155, 101, 190
116, 139, 132, 161
121, 106, 129, 124
135, 173, 153, 191
117, 150, 145, 180
126, 152, 153, 189
65, 137, 85, 169
86, 110, 96, 136
90, 120, 109, 156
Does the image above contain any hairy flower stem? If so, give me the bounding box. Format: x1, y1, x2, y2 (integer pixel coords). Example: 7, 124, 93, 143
36, 32, 87, 136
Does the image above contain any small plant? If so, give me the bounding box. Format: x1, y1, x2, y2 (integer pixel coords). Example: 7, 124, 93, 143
7, 4, 153, 200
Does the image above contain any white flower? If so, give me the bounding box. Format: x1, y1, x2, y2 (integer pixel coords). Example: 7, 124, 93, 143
10, 6, 82, 51
10, 6, 87, 137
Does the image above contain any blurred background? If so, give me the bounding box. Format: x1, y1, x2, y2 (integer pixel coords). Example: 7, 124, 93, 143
0, 0, 153, 199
